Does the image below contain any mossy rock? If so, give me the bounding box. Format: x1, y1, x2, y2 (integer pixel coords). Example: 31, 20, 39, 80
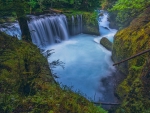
100, 37, 112, 51
82, 12, 100, 35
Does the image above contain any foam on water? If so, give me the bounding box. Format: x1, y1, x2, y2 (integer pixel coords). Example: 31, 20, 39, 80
95, 11, 117, 43
45, 34, 116, 102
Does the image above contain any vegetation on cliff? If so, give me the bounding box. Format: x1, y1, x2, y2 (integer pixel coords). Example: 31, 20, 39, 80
112, 6, 150, 113
109, 0, 150, 29
63, 9, 100, 36
0, 32, 107, 113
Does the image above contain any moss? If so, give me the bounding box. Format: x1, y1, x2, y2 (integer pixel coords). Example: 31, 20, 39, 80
0, 32, 107, 113
82, 11, 100, 35
112, 6, 150, 113
100, 37, 112, 51
0, 16, 16, 23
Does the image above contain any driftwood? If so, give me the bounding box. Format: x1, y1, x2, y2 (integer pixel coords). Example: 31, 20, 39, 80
44, 8, 72, 14
113, 48, 150, 66
49, 8, 62, 13
92, 102, 120, 105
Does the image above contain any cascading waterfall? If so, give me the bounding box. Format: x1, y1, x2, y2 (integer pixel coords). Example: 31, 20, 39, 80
0, 14, 83, 48
28, 14, 69, 48
0, 22, 21, 39
80, 15, 82, 33
94, 10, 117, 43
70, 15, 82, 36
71, 15, 75, 35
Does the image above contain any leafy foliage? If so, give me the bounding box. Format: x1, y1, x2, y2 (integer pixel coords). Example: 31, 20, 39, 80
110, 0, 150, 28
100, 0, 117, 9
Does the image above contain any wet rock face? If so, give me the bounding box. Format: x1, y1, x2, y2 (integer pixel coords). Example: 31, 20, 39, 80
82, 23, 100, 36
112, 6, 150, 113
82, 13, 100, 35
66, 13, 100, 36
100, 37, 112, 51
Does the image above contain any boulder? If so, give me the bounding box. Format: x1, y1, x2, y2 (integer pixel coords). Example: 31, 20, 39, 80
100, 37, 112, 51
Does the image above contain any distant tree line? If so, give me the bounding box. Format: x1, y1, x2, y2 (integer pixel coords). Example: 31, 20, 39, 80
0, 0, 101, 17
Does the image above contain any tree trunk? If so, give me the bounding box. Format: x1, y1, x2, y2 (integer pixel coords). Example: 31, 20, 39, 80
13, 0, 32, 42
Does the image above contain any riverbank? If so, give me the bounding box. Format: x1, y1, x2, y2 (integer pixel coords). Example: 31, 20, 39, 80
112, 6, 150, 113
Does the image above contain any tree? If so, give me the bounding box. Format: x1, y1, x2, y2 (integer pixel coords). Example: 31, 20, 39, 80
0, 0, 32, 41
13, 0, 32, 41
28, 0, 37, 14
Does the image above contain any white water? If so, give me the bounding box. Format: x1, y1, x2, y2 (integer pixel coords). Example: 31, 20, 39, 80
28, 15, 69, 48
94, 11, 117, 43
0, 22, 21, 39
44, 11, 118, 102
45, 34, 116, 102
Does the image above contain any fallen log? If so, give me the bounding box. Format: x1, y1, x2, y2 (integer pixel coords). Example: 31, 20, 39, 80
92, 101, 120, 105
44, 8, 72, 14
113, 48, 150, 66
49, 8, 62, 13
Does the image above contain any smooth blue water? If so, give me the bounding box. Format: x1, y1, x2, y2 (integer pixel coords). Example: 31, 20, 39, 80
45, 33, 116, 102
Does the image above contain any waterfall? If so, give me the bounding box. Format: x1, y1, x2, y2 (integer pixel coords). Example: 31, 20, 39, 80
80, 15, 82, 33
94, 10, 117, 43
71, 15, 75, 35
28, 14, 69, 48
70, 14, 82, 36
0, 14, 83, 48
0, 22, 21, 39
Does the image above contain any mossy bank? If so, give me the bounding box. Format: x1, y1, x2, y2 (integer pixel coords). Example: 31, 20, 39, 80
112, 6, 150, 113
0, 32, 107, 113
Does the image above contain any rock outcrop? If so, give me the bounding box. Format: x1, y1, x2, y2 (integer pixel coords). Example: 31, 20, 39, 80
82, 13, 100, 35
66, 12, 100, 36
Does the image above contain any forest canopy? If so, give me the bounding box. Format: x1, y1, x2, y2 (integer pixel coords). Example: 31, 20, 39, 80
0, 0, 100, 16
